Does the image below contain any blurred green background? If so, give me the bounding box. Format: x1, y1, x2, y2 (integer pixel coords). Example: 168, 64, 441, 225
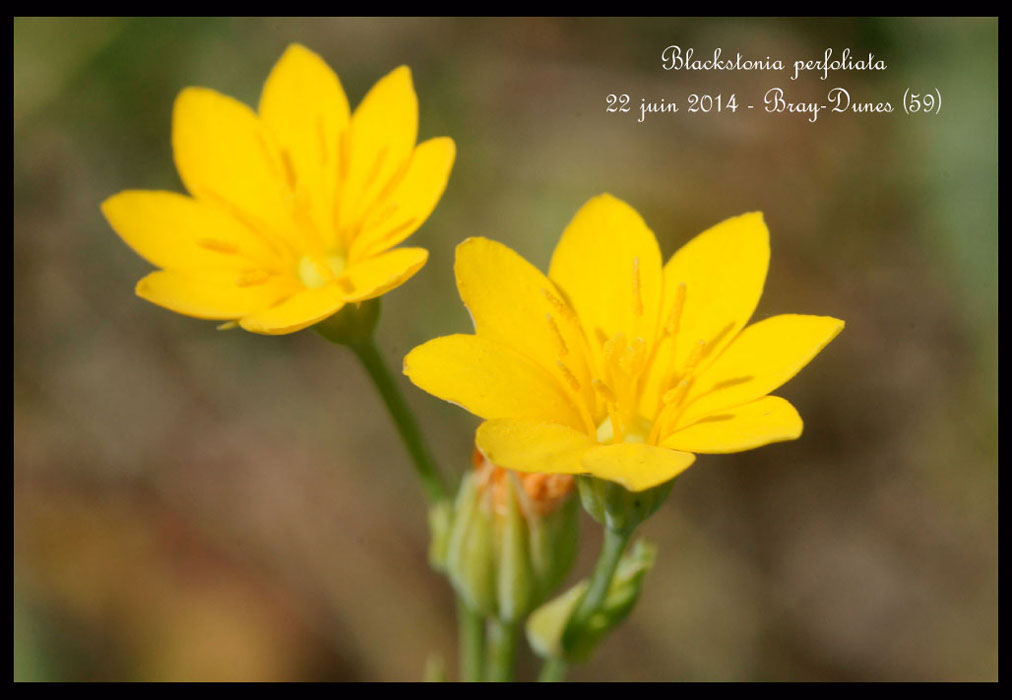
13, 18, 997, 681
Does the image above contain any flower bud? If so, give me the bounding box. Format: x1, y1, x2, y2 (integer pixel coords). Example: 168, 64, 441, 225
442, 448, 579, 622
577, 475, 674, 535
427, 498, 453, 571
526, 538, 657, 663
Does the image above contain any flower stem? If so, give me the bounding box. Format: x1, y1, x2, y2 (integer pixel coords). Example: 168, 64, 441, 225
347, 336, 448, 504
350, 335, 485, 684
537, 657, 568, 682
563, 526, 630, 646
317, 307, 469, 682
485, 617, 519, 682
457, 599, 484, 682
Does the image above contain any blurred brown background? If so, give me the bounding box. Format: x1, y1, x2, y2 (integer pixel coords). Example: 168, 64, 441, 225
13, 18, 997, 681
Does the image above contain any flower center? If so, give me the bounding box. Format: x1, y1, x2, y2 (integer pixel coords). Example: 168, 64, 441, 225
596, 414, 652, 445
297, 253, 347, 288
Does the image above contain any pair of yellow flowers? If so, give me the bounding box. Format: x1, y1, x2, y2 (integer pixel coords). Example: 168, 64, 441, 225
102, 44, 843, 493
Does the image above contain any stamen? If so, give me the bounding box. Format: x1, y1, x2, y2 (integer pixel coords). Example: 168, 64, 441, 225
555, 365, 596, 437
602, 333, 626, 368
542, 287, 576, 323
556, 360, 581, 393
662, 377, 693, 406
592, 379, 624, 442
680, 321, 736, 375
198, 238, 239, 254
594, 326, 609, 347
592, 378, 617, 405
237, 270, 270, 287
684, 339, 707, 373
665, 283, 687, 336
546, 314, 568, 356
649, 376, 695, 444
632, 257, 644, 317
618, 337, 646, 376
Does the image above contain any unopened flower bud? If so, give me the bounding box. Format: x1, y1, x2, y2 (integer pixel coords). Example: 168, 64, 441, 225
442, 448, 579, 622
526, 538, 657, 662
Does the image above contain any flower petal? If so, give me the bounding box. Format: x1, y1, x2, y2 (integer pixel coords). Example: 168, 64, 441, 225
678, 314, 845, 425
451, 237, 594, 397
403, 335, 585, 428
660, 211, 770, 376
548, 194, 663, 348
172, 87, 295, 246
258, 43, 350, 250
336, 65, 418, 238
581, 443, 695, 492
136, 270, 297, 321
238, 282, 346, 335
639, 213, 769, 418
101, 190, 281, 271
350, 137, 455, 260
662, 396, 803, 453
476, 419, 594, 475
339, 247, 428, 302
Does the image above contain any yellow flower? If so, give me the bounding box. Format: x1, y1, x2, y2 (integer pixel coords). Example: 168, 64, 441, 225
101, 44, 455, 334
404, 194, 844, 492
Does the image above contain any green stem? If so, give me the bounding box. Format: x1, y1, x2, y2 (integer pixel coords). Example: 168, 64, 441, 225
317, 308, 472, 682
563, 526, 630, 646
348, 337, 448, 504
537, 657, 568, 682
485, 618, 519, 682
457, 599, 484, 682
